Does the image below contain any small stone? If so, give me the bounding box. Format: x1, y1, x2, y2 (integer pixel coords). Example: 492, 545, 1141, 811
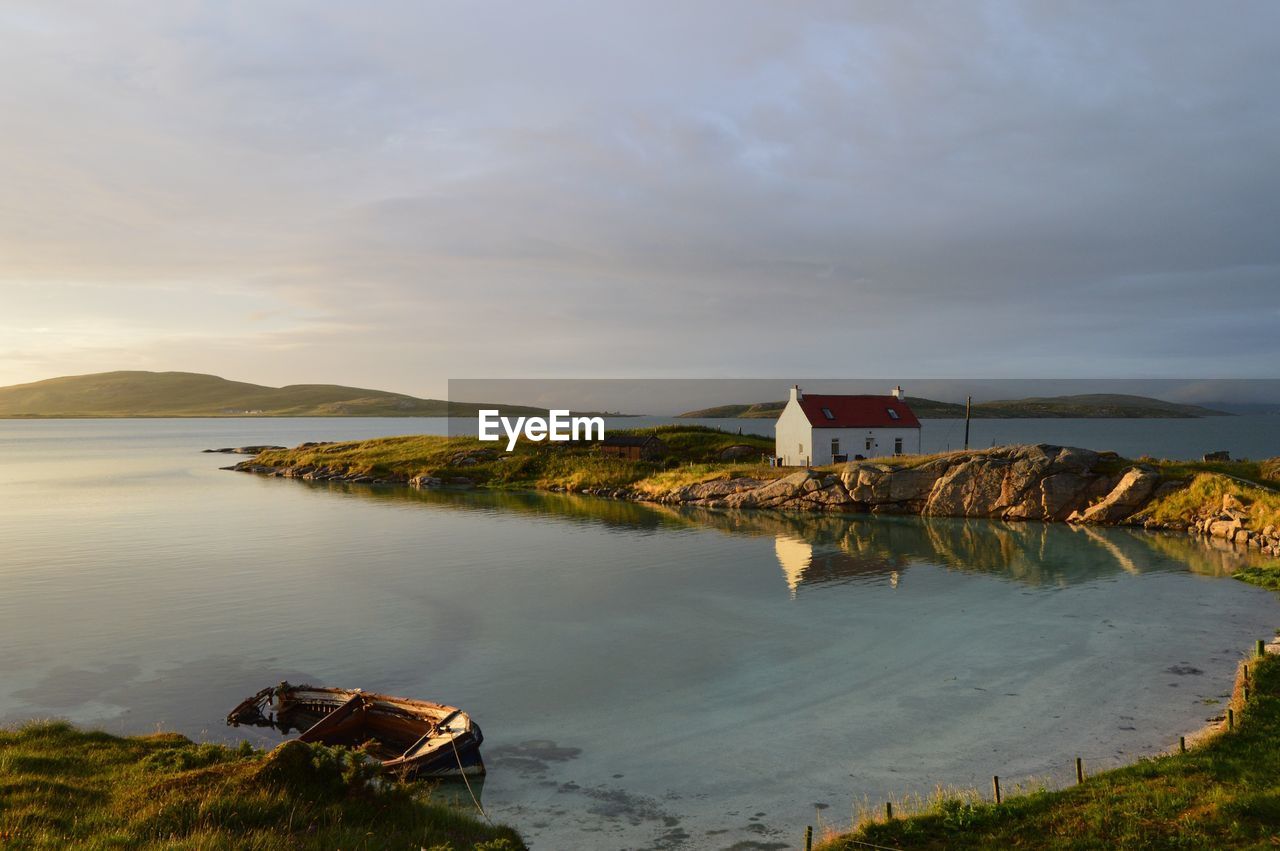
410, 474, 443, 488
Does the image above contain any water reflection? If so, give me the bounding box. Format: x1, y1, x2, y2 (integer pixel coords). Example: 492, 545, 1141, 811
774, 534, 904, 595
280, 478, 1268, 594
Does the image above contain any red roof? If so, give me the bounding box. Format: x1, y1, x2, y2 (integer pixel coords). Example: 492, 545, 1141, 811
797, 394, 921, 429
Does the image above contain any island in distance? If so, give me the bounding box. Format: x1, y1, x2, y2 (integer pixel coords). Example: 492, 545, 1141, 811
679, 394, 1231, 419
0, 371, 1238, 420
0, 371, 558, 419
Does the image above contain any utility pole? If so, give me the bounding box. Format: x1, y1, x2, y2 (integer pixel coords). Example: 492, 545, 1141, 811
963, 395, 972, 450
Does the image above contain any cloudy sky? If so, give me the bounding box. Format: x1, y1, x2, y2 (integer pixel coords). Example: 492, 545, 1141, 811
2, 1, 1278, 395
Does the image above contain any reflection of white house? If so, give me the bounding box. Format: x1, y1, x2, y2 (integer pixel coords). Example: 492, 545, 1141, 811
774, 385, 922, 466
773, 535, 812, 596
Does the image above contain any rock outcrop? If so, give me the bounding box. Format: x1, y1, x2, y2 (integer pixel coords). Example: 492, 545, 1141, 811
1067, 467, 1161, 524
648, 444, 1155, 524
231, 461, 411, 487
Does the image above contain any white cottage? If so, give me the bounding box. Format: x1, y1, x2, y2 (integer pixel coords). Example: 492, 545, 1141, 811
774, 386, 922, 466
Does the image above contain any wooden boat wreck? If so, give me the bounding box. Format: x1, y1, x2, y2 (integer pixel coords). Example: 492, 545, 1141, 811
227, 682, 484, 778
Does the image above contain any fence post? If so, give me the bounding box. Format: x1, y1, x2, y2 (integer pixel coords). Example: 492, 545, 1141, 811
1258, 639, 1266, 658
1075, 757, 1084, 784
1228, 708, 1235, 731
992, 775, 1001, 804
885, 801, 893, 821
804, 824, 812, 851
1179, 736, 1186, 753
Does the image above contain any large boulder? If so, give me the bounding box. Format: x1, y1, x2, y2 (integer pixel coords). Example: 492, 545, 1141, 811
999, 446, 1104, 520
1070, 467, 1162, 524
841, 464, 893, 503
1051, 445, 1103, 473
409, 474, 442, 488
668, 477, 763, 503
745, 470, 826, 508
887, 466, 944, 504
1207, 519, 1241, 539
723, 471, 853, 509
837, 461, 941, 509
926, 458, 1013, 517
1004, 471, 1095, 521
919, 445, 1108, 520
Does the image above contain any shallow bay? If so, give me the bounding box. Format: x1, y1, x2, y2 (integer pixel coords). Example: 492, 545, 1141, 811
1, 418, 1277, 849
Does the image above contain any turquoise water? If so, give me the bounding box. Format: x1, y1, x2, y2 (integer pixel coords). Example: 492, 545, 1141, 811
1, 419, 1278, 849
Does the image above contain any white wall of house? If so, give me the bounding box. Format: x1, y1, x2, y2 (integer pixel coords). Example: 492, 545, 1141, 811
774, 391, 814, 466
808, 426, 921, 464
773, 387, 922, 466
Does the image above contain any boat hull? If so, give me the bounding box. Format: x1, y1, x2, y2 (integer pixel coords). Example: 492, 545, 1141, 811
227, 683, 485, 778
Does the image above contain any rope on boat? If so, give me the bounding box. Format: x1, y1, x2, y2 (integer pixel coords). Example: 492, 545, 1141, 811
448, 731, 493, 825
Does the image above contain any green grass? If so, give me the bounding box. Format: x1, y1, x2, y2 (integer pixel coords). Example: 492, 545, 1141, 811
820, 650, 1280, 850
1142, 472, 1280, 532
1235, 565, 1280, 590
0, 722, 522, 850
1141, 458, 1279, 490
251, 426, 778, 492
633, 462, 782, 494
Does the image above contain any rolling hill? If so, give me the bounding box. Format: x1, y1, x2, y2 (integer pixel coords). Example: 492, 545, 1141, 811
0, 371, 547, 418
679, 393, 1230, 419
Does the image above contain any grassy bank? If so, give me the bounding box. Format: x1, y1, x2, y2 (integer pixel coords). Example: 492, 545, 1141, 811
244, 432, 1274, 504
1142, 472, 1280, 531
250, 426, 779, 492
0, 722, 522, 850
820, 648, 1280, 850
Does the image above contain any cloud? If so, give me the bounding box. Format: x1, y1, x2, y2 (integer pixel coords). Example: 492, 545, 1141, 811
1, 1, 1278, 393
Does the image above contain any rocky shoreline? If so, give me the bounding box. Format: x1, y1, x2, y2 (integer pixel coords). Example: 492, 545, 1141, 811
233, 443, 1280, 557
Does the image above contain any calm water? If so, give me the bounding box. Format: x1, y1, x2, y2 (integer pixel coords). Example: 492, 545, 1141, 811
2, 418, 1279, 850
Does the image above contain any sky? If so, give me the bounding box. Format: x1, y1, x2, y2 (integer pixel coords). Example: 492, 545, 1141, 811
2, 1, 1278, 396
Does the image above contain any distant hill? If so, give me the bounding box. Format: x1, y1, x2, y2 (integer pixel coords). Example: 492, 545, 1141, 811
0, 371, 549, 418
679, 393, 1230, 419
676, 401, 789, 419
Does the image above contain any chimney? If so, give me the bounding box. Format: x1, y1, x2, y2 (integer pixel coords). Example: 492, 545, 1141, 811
892, 385, 904, 401
790, 384, 802, 403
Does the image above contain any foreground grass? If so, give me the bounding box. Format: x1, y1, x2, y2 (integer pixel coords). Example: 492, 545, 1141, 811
0, 722, 522, 850
821, 651, 1280, 850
